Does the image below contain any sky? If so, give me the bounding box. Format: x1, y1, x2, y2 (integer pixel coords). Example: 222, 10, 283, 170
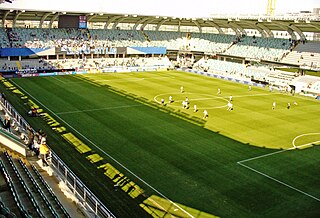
0, 0, 319, 17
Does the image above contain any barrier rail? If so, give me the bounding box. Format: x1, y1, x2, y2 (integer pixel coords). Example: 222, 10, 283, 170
0, 99, 116, 218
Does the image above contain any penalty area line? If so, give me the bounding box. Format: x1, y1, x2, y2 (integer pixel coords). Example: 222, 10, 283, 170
237, 162, 320, 202
237, 148, 293, 164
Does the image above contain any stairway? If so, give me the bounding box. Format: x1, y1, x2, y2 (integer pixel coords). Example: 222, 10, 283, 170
0, 151, 70, 218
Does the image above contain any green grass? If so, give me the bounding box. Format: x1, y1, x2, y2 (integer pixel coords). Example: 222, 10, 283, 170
1, 71, 320, 217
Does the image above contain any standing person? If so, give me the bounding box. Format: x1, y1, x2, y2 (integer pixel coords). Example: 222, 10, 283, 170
287, 102, 291, 109
272, 101, 276, 110
203, 109, 208, 119
185, 97, 189, 104
193, 104, 197, 112
161, 98, 165, 105
180, 86, 184, 93
169, 95, 173, 103
227, 101, 233, 111
39, 140, 49, 167
248, 85, 251, 91
229, 95, 233, 102
182, 100, 186, 108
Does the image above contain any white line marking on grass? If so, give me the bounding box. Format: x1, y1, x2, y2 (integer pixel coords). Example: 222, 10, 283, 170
10, 80, 195, 218
237, 149, 292, 164
238, 162, 320, 202
56, 104, 143, 115
292, 133, 320, 148
96, 78, 144, 82
238, 141, 318, 165
51, 76, 66, 83
237, 141, 320, 202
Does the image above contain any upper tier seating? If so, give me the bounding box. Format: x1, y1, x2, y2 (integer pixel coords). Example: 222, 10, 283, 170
223, 36, 291, 61
2, 28, 317, 67
7, 28, 90, 48
89, 29, 145, 47
0, 28, 10, 48
281, 41, 320, 68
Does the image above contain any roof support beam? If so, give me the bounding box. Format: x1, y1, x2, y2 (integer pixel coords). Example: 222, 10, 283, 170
13, 11, 24, 28
112, 17, 128, 29
226, 21, 244, 37
256, 22, 274, 38
49, 12, 60, 28
308, 22, 320, 32
87, 14, 98, 22
268, 22, 296, 40
39, 12, 52, 28
156, 18, 170, 31
133, 17, 151, 30
206, 21, 224, 34
104, 15, 123, 29
2, 10, 11, 28
140, 17, 158, 30
230, 22, 246, 36
289, 23, 306, 40
240, 20, 268, 37
192, 20, 202, 33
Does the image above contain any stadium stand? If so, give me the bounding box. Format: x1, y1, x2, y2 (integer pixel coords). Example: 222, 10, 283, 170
0, 28, 10, 48
0, 56, 172, 72
282, 41, 320, 69
0, 93, 114, 218
193, 58, 299, 87
223, 36, 292, 61
0, 7, 319, 217
291, 75, 320, 93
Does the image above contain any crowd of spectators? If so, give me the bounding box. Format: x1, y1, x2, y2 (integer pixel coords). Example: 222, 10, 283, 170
0, 93, 50, 167
0, 28, 293, 59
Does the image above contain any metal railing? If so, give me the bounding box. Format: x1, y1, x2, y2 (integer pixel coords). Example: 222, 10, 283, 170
0, 98, 116, 218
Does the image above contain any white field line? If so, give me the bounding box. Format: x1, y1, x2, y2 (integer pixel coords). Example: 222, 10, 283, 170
238, 140, 319, 164
238, 162, 320, 202
10, 80, 195, 218
237, 138, 320, 202
292, 133, 320, 148
56, 104, 143, 115
237, 149, 292, 164
95, 78, 144, 82
51, 76, 66, 83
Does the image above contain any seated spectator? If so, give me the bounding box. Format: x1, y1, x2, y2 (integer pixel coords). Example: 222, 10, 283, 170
28, 107, 38, 117
2, 114, 11, 131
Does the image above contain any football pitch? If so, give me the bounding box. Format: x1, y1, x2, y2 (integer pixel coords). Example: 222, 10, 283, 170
2, 70, 320, 217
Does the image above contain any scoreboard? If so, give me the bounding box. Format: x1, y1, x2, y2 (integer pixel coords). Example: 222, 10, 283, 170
58, 15, 87, 29
79, 16, 87, 29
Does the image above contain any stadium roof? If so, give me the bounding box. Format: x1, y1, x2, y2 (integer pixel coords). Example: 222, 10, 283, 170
1, 9, 320, 36
1, 0, 319, 17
